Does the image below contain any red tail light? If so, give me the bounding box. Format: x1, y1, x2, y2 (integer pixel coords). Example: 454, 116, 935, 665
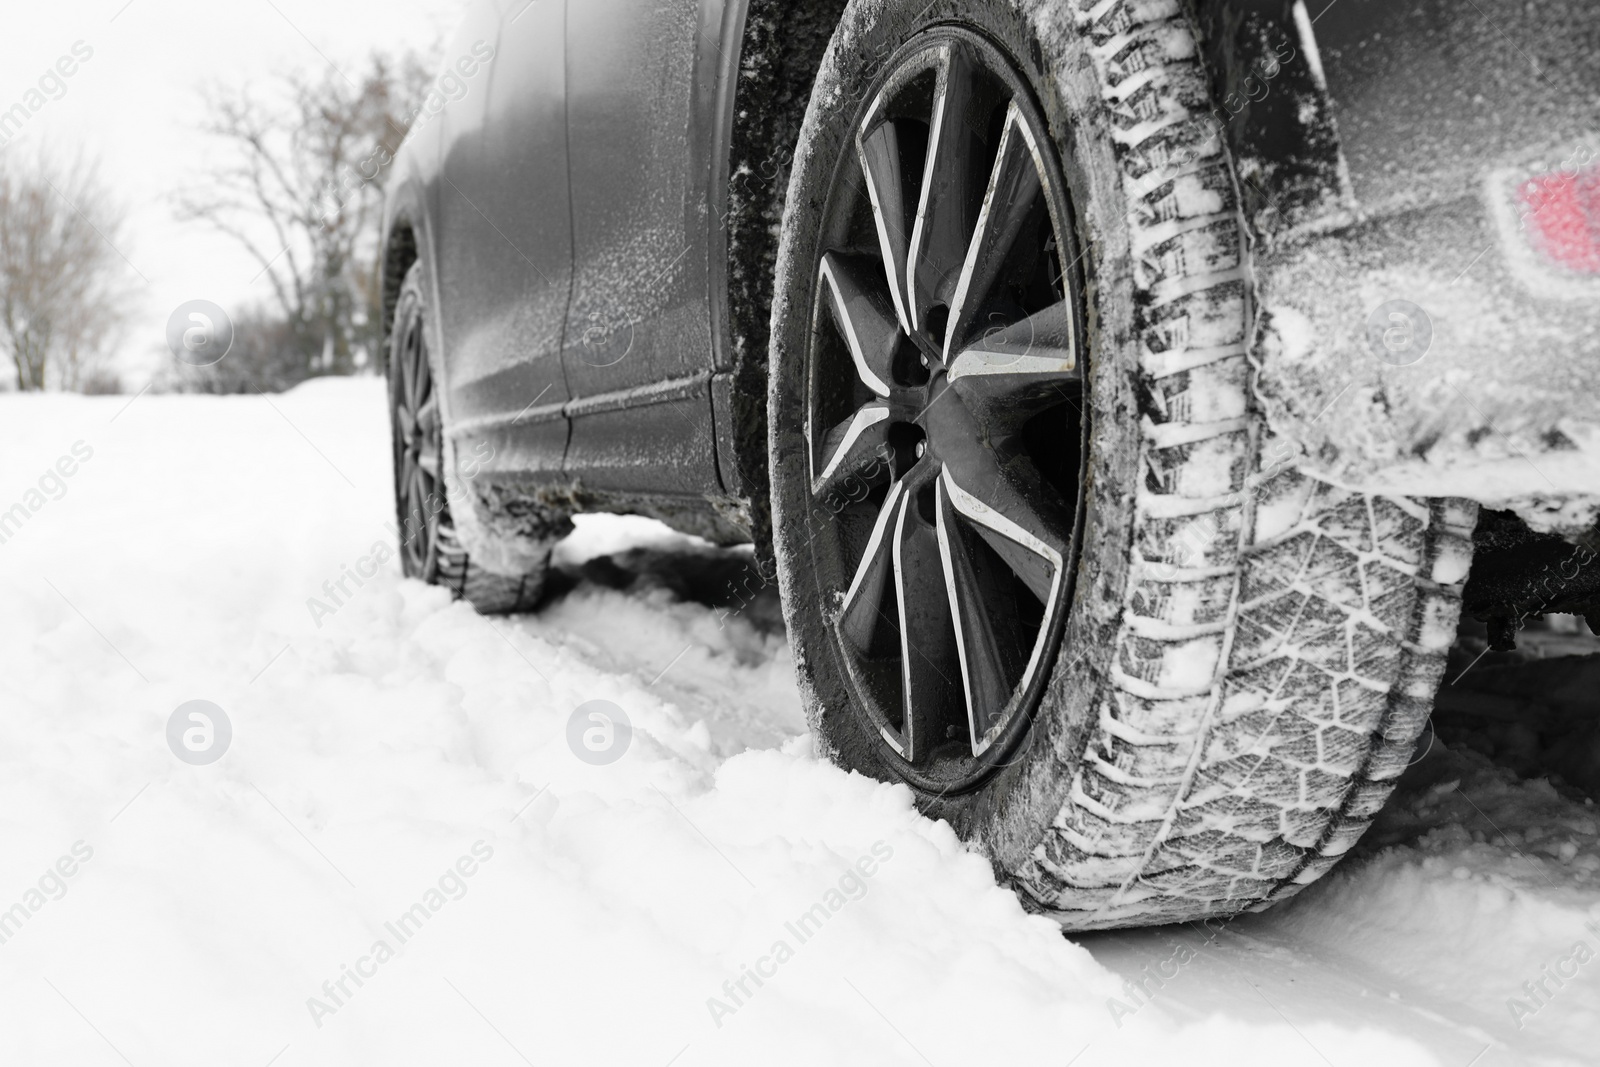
1518, 163, 1600, 275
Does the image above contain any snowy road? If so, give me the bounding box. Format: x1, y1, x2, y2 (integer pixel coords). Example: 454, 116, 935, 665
2, 379, 1597, 1066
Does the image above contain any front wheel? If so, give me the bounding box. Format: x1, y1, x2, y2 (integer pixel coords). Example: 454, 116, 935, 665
767, 0, 1476, 928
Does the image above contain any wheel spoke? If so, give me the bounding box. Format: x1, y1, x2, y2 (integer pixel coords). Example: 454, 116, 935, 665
891, 485, 959, 763
820, 253, 898, 397
421, 504, 441, 582
927, 395, 1067, 604
857, 117, 913, 336
945, 474, 1059, 605
399, 446, 417, 493
410, 463, 434, 519
405, 508, 426, 569
947, 300, 1080, 426
415, 390, 440, 437
838, 480, 906, 654
907, 40, 977, 334
944, 102, 1046, 360
415, 372, 434, 429
400, 509, 420, 567
935, 477, 1015, 751
813, 401, 892, 499
398, 334, 417, 415
941, 466, 1065, 703
395, 402, 417, 442
406, 331, 428, 415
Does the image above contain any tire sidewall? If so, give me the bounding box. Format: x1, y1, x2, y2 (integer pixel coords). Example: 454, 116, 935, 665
769, 0, 1147, 851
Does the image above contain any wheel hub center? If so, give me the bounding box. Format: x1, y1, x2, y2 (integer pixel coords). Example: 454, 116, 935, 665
889, 369, 956, 466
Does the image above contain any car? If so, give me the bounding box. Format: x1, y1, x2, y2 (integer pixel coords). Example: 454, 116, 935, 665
380, 0, 1600, 929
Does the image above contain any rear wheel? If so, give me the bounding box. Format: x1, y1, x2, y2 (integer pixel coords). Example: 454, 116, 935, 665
768, 0, 1476, 928
388, 262, 549, 614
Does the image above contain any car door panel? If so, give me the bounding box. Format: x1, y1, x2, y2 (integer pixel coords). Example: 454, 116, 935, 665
559, 0, 734, 495
434, 0, 572, 481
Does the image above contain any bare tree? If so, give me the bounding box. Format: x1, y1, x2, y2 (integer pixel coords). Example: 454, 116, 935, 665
175, 52, 432, 383
0, 150, 132, 392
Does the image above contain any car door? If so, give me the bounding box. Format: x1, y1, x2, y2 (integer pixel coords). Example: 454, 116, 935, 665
559, 0, 734, 495
432, 0, 573, 483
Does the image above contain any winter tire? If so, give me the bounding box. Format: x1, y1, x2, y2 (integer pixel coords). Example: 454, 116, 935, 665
388, 262, 551, 614
768, 0, 1477, 928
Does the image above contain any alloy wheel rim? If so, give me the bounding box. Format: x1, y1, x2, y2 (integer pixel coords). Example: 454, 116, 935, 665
805, 26, 1088, 791
394, 301, 444, 582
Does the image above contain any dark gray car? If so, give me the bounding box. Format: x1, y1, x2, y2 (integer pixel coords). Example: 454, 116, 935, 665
381, 0, 1600, 929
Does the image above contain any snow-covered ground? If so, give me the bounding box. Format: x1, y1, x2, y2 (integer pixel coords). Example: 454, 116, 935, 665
2, 378, 1597, 1066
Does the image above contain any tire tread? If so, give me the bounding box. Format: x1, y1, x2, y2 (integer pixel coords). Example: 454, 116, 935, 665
1009, 0, 1473, 926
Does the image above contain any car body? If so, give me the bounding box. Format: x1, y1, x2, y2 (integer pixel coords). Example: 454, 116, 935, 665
383, 0, 1600, 578
382, 0, 749, 561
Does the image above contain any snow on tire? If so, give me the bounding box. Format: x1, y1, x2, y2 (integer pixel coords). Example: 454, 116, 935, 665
768, 0, 1478, 928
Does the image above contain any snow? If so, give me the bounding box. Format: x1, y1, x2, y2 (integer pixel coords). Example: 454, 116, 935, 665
1234, 743, 1600, 1060
1, 378, 1597, 1065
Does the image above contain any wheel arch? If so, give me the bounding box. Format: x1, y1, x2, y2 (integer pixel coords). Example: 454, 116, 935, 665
1184, 0, 1351, 236
380, 220, 418, 366
379, 181, 434, 374
720, 0, 853, 564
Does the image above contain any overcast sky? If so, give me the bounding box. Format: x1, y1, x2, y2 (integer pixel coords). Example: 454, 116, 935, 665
0, 0, 474, 386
